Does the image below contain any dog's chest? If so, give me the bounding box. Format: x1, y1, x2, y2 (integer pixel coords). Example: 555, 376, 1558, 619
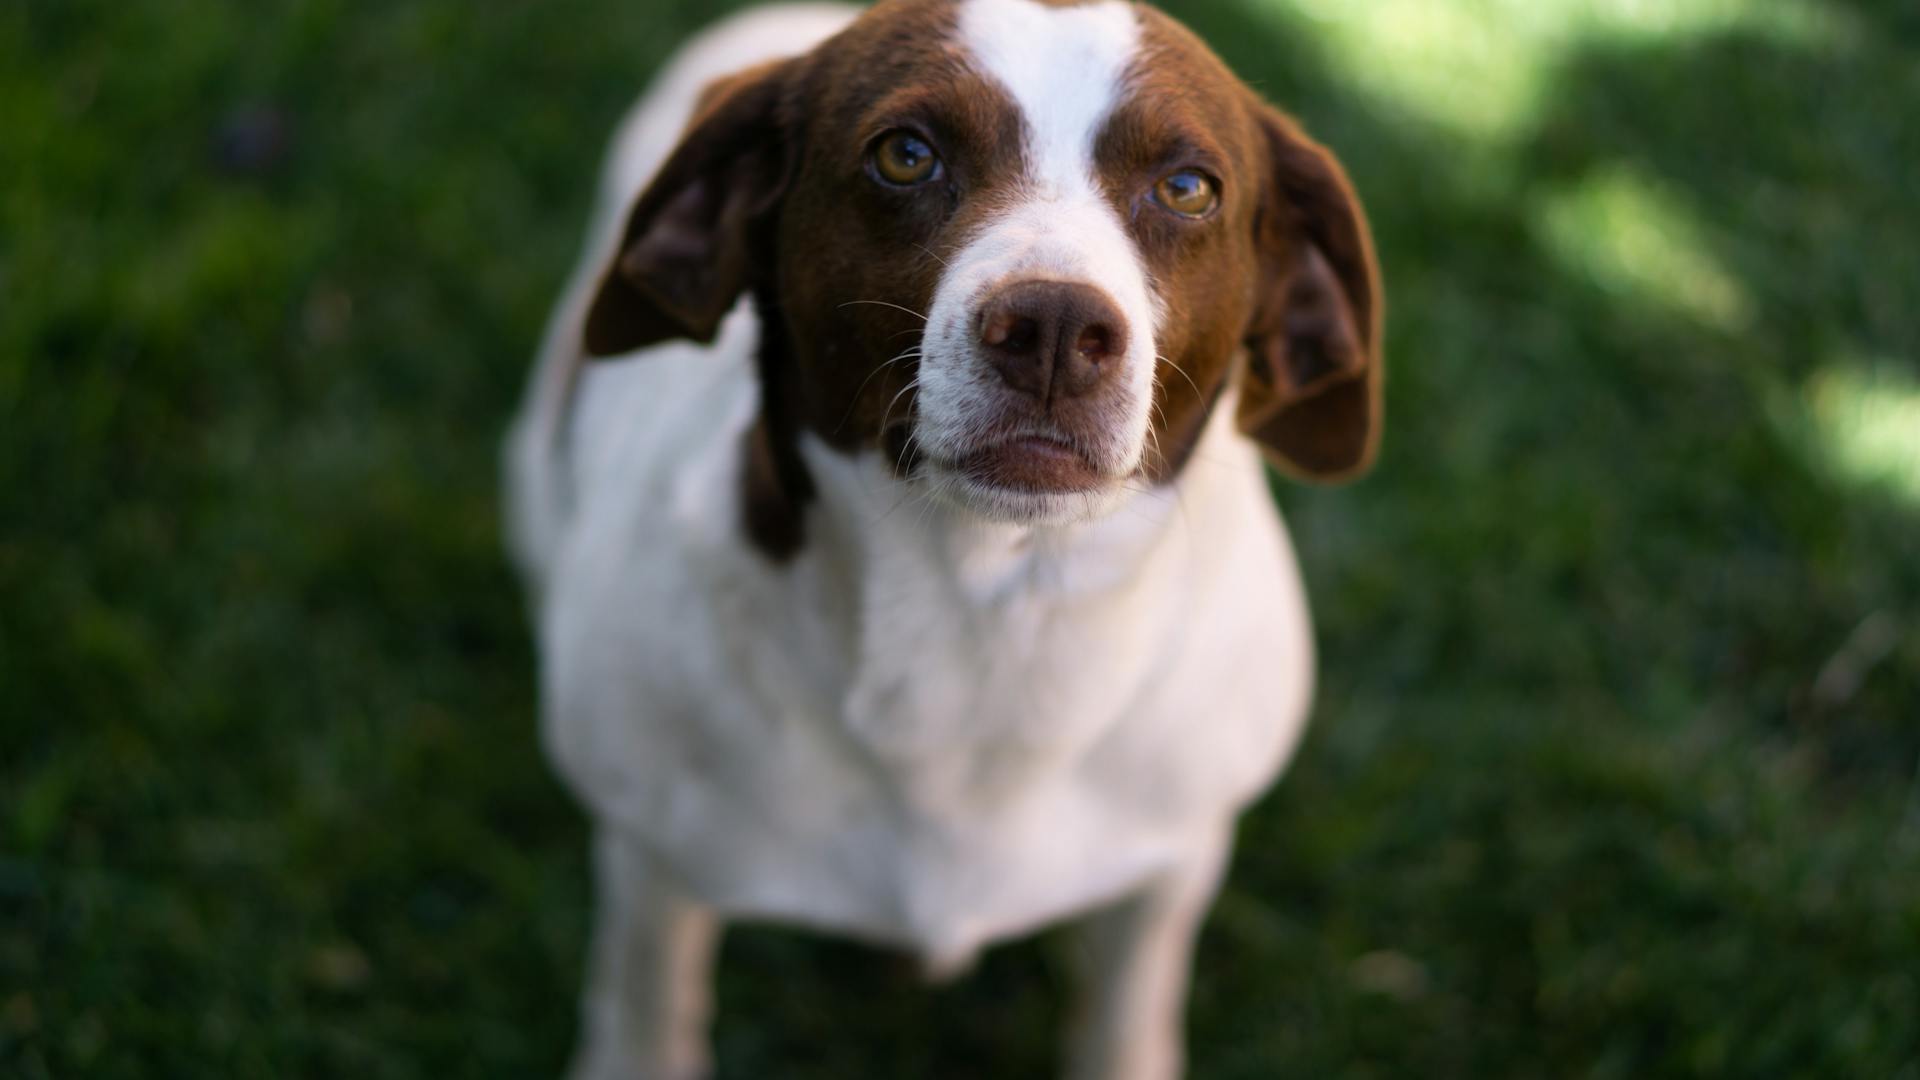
827, 494, 1190, 816
544, 351, 1310, 957
557, 555, 1204, 957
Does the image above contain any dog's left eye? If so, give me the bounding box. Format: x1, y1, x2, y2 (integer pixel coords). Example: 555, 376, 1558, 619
871, 131, 942, 187
1153, 170, 1220, 218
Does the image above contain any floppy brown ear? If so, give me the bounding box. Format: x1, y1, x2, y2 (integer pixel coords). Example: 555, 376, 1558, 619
1237, 107, 1384, 481
584, 61, 798, 357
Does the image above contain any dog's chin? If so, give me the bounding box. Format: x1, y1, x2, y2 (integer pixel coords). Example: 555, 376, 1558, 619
923, 436, 1133, 526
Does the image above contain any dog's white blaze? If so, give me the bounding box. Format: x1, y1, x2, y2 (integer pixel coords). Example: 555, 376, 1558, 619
959, 0, 1139, 199
915, 0, 1155, 522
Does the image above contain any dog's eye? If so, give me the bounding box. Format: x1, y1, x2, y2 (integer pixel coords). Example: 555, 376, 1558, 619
871, 131, 941, 187
1153, 170, 1220, 218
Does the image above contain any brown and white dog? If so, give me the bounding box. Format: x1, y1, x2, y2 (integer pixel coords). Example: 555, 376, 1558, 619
505, 2, 1382, 1076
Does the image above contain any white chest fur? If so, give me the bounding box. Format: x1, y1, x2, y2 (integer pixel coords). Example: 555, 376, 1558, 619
527, 310, 1315, 961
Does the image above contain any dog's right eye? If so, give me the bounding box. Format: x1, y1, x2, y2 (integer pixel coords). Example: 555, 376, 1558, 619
870, 131, 942, 187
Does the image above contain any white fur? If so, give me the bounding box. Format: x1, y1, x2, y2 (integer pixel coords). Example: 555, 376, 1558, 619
917, 0, 1160, 523
959, 0, 1137, 192
506, 5, 1321, 1078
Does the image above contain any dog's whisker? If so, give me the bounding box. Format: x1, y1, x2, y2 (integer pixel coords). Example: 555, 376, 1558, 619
879, 377, 922, 435
1158, 355, 1205, 406
1143, 399, 1174, 478
840, 299, 929, 322
834, 351, 921, 434
913, 474, 955, 532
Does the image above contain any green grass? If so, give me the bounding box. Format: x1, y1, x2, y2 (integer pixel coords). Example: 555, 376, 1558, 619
4, 0, 1917, 1076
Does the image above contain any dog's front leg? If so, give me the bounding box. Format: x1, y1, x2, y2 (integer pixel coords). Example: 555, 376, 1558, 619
1065, 830, 1231, 1080
569, 831, 722, 1080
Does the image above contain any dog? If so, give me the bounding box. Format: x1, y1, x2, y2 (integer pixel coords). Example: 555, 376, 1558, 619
505, 2, 1382, 1076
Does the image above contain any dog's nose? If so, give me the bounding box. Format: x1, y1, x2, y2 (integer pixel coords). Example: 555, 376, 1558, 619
977, 281, 1128, 404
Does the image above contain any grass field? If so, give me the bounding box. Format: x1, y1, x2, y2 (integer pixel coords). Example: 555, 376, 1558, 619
4, 0, 1917, 1076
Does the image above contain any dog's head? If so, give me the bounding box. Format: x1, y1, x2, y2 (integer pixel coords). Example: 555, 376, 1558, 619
585, 0, 1381, 538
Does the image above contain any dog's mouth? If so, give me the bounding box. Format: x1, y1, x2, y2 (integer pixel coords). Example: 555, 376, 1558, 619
905, 427, 1117, 526
885, 415, 1129, 522
947, 435, 1106, 495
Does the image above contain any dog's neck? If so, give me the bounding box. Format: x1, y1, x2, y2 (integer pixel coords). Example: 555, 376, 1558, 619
780, 402, 1253, 815
799, 433, 1197, 605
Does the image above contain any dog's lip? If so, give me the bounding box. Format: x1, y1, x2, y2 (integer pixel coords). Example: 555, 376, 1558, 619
937, 434, 1108, 495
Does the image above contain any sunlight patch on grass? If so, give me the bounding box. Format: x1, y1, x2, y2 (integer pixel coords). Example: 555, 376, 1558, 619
1807, 364, 1920, 505
1535, 167, 1751, 331
1277, 0, 1847, 140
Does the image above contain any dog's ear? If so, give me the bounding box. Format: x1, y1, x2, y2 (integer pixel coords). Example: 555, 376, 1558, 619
1237, 106, 1384, 481
584, 60, 799, 357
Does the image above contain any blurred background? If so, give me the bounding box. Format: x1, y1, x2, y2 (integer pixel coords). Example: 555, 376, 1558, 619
4, 0, 1917, 1075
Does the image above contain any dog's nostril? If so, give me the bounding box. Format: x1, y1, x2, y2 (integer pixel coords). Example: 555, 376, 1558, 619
1005, 317, 1039, 352
983, 312, 1039, 352
1076, 324, 1116, 361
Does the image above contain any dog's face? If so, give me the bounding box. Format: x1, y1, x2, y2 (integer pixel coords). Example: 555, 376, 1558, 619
586, 0, 1381, 534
